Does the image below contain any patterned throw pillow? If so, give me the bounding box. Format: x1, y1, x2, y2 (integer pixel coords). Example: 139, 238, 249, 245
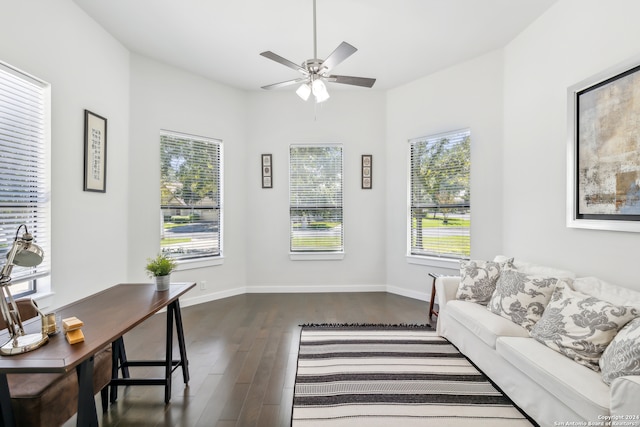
530, 282, 638, 371
487, 268, 560, 331
599, 317, 640, 385
456, 259, 511, 305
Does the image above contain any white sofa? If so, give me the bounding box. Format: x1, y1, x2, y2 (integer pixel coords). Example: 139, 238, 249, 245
435, 258, 640, 427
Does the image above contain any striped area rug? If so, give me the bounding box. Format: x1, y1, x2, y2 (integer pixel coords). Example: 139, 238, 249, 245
292, 325, 536, 427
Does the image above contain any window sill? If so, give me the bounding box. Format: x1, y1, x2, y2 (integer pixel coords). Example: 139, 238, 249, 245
289, 252, 345, 261
406, 255, 461, 270
176, 256, 224, 271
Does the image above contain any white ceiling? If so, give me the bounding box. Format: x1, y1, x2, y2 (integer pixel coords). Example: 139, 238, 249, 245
72, 0, 557, 91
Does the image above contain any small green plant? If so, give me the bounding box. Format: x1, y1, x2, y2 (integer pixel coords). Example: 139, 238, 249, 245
145, 253, 177, 277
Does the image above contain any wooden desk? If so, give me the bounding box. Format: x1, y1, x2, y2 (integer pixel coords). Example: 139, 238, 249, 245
0, 282, 195, 427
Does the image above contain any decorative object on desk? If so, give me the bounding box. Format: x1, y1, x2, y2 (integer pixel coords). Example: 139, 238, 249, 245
145, 253, 177, 291
83, 109, 108, 193
361, 154, 372, 189
261, 154, 272, 188
62, 316, 85, 344
0, 224, 49, 355
42, 312, 61, 336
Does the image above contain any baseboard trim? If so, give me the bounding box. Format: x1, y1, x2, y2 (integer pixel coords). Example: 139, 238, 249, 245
246, 284, 387, 293
178, 284, 426, 308
386, 285, 429, 302
180, 286, 246, 308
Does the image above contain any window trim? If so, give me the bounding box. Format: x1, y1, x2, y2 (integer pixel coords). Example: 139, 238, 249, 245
0, 61, 51, 298
159, 129, 223, 264
406, 128, 471, 264
289, 142, 344, 260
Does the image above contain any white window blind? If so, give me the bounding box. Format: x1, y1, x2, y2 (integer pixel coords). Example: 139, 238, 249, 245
160, 130, 222, 261
290, 144, 343, 252
409, 129, 470, 259
0, 63, 50, 290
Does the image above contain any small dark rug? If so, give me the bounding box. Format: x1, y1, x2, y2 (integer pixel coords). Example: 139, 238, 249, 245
292, 324, 535, 426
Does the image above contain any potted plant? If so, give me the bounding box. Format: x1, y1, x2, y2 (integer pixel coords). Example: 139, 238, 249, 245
145, 253, 177, 291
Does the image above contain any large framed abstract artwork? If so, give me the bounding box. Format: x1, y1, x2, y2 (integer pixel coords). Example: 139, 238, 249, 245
567, 56, 640, 232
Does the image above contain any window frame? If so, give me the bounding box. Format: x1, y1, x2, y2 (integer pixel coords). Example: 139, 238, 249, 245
289, 143, 344, 260
0, 61, 51, 298
407, 129, 471, 267
159, 130, 223, 266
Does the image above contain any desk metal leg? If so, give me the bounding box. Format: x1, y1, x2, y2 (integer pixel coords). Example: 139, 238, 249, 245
173, 300, 189, 384
0, 374, 16, 427
110, 337, 130, 403
76, 356, 98, 427
164, 302, 174, 404
109, 298, 190, 405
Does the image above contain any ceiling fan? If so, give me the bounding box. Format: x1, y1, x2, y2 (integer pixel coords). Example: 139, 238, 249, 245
259, 0, 376, 103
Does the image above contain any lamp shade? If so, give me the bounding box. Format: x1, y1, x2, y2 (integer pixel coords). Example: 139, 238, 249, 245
296, 83, 311, 101
13, 243, 44, 267
312, 79, 330, 103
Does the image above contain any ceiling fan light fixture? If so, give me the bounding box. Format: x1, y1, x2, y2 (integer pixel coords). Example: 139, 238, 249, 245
259, 0, 375, 104
296, 83, 311, 101
312, 78, 330, 103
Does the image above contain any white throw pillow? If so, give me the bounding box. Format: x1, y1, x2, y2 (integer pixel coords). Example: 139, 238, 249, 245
530, 282, 638, 372
599, 317, 640, 385
572, 277, 640, 310
456, 259, 512, 305
487, 268, 560, 331
493, 255, 576, 279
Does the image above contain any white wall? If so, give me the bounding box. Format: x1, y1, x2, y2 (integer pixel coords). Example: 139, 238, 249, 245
0, 0, 131, 307
385, 50, 505, 300
245, 91, 387, 292
128, 55, 248, 303
503, 0, 640, 290
4, 0, 640, 310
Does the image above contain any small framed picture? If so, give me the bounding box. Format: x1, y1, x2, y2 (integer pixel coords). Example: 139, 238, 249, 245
83, 110, 107, 193
362, 155, 372, 189
262, 154, 272, 188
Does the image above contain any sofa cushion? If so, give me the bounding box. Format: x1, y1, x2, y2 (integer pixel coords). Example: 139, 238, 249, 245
599, 317, 640, 385
496, 337, 610, 422
530, 282, 638, 371
487, 268, 562, 331
572, 277, 640, 310
456, 259, 512, 305
493, 255, 576, 278
447, 300, 529, 349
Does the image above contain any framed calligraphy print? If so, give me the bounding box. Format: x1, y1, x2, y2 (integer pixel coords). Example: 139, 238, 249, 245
83, 110, 107, 193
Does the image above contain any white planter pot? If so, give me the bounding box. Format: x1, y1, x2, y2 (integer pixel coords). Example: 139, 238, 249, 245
155, 275, 171, 291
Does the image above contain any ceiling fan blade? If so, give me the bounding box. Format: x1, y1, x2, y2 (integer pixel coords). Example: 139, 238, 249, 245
321, 42, 357, 72
327, 75, 376, 88
260, 51, 306, 74
261, 78, 308, 90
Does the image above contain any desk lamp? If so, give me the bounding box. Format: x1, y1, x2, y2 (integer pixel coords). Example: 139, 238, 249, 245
0, 224, 48, 355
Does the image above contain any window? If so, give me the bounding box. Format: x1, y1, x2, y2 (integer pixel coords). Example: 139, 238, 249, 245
289, 144, 343, 254
160, 130, 222, 262
409, 129, 470, 260
0, 62, 50, 296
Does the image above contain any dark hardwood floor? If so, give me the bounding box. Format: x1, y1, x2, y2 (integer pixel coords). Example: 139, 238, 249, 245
64, 292, 431, 427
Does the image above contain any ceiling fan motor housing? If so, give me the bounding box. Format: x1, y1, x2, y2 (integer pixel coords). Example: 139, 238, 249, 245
304, 59, 324, 75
